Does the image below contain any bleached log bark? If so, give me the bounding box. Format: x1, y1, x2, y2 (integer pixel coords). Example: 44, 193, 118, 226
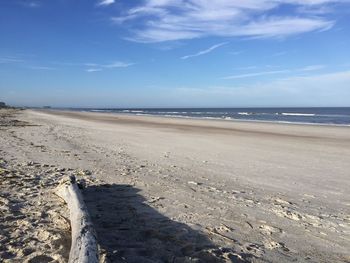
55, 176, 99, 263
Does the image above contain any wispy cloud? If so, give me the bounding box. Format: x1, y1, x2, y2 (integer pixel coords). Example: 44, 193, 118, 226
0, 56, 56, 70
97, 0, 115, 7
86, 68, 103, 72
51, 61, 81, 67
85, 61, 134, 72
271, 51, 287, 57
223, 64, 326, 79
84, 62, 134, 68
181, 42, 228, 59
229, 51, 243, 56
27, 66, 55, 70
0, 57, 24, 64
1, 56, 134, 72
301, 64, 326, 71
235, 66, 258, 70
223, 70, 290, 79
111, 0, 346, 42
20, 1, 41, 8
103, 62, 134, 68
297, 5, 334, 14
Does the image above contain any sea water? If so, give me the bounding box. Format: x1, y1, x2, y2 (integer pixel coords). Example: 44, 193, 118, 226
79, 107, 350, 126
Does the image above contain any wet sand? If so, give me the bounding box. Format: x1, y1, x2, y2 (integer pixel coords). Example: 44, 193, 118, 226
1, 109, 349, 262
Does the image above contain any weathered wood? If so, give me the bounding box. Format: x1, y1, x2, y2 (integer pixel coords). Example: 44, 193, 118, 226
55, 176, 99, 263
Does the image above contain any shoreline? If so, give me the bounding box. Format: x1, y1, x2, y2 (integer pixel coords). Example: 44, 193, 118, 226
111, 112, 350, 128
32, 109, 350, 143
37, 107, 350, 127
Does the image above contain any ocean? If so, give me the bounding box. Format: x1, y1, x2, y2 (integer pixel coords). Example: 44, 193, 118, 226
78, 107, 350, 126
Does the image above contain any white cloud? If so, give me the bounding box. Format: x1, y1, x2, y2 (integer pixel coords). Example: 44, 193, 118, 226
97, 0, 115, 7
111, 0, 346, 42
181, 42, 228, 59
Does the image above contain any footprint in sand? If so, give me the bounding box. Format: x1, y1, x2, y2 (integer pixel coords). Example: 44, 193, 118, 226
259, 224, 283, 235
272, 207, 304, 221
271, 198, 304, 221
273, 197, 293, 206
242, 243, 264, 258
263, 239, 286, 250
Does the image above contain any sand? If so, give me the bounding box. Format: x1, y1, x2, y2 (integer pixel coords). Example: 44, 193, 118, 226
1, 108, 349, 262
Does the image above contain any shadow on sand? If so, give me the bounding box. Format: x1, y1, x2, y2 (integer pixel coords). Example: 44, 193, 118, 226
83, 184, 253, 263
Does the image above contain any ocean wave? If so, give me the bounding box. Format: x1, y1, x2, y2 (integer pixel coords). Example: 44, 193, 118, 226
82, 108, 350, 126
311, 114, 350, 118
120, 110, 145, 113
157, 111, 189, 114
91, 109, 110, 112
189, 111, 228, 115
281, 113, 316, 117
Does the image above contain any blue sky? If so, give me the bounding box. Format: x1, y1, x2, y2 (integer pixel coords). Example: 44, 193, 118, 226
1, 0, 350, 108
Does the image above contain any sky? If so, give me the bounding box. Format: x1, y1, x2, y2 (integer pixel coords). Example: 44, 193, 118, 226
0, 0, 350, 108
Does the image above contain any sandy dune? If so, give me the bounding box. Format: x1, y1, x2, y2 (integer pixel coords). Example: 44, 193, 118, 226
1, 109, 349, 262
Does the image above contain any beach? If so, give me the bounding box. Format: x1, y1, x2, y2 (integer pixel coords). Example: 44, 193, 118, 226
1, 109, 349, 262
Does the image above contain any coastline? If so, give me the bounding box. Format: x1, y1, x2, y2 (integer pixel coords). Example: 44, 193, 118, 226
72, 107, 350, 127
34, 109, 350, 142
42, 108, 350, 127
104, 112, 350, 127
1, 108, 349, 262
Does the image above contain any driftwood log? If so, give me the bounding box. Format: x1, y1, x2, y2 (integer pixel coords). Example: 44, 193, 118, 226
55, 176, 99, 263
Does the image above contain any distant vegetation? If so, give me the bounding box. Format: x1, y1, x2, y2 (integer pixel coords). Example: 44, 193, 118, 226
0, 102, 8, 108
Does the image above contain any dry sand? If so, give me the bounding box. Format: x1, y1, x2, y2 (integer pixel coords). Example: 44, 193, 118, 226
1, 109, 349, 262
